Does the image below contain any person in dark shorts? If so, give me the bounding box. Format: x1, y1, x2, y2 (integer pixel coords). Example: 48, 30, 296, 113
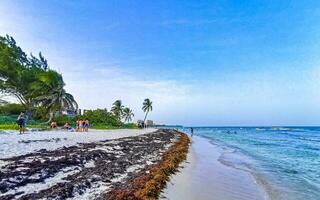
84, 119, 90, 132
17, 112, 26, 134
82, 120, 86, 132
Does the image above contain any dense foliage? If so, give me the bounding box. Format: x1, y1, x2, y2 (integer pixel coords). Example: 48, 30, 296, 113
53, 108, 135, 129
54, 109, 121, 126
0, 35, 77, 120
0, 103, 24, 115
0, 114, 47, 130
82, 109, 120, 126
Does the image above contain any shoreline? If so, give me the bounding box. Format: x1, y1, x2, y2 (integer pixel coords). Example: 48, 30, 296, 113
162, 135, 268, 200
106, 129, 190, 199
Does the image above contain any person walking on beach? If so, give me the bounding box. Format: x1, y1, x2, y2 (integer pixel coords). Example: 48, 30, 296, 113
84, 119, 90, 132
82, 120, 86, 132
191, 127, 194, 137
17, 112, 26, 134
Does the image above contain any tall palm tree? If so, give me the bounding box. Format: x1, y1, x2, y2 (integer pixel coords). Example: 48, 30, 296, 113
142, 98, 152, 124
111, 100, 124, 120
123, 107, 134, 123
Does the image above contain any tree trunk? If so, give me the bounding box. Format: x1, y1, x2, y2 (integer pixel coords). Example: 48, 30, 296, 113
44, 112, 54, 124
143, 111, 149, 128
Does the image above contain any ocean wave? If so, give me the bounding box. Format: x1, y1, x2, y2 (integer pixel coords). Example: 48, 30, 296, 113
217, 147, 279, 200
184, 127, 320, 200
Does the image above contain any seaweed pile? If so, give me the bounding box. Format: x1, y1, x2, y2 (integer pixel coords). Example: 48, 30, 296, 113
106, 130, 190, 200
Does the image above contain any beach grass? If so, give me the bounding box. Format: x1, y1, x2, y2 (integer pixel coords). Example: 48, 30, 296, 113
0, 123, 138, 130
0, 114, 138, 130
0, 123, 48, 130
91, 123, 138, 130
0, 124, 18, 130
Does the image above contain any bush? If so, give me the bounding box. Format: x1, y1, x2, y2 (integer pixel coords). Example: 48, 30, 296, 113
53, 115, 74, 126
80, 109, 122, 127
52, 109, 124, 128
0, 103, 24, 115
31, 106, 49, 121
0, 115, 17, 123
122, 123, 138, 129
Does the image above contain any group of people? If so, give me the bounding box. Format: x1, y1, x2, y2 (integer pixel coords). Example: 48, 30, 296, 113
75, 119, 90, 132
16, 110, 90, 133
51, 119, 90, 132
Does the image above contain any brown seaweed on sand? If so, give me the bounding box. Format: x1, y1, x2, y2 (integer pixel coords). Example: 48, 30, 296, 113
105, 131, 190, 200
0, 129, 189, 200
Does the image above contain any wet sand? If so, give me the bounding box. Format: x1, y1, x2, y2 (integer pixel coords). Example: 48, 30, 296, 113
162, 136, 267, 200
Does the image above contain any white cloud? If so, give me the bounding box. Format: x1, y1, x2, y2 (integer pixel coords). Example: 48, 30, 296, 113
59, 63, 190, 123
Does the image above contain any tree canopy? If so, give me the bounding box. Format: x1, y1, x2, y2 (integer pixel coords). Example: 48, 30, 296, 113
0, 35, 140, 127
142, 98, 152, 123
0, 35, 77, 119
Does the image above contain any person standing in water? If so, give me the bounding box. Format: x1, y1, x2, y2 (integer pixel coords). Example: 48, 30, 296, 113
191, 127, 194, 137
17, 112, 26, 134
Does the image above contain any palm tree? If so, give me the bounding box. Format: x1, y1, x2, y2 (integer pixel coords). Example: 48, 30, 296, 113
142, 98, 152, 125
33, 71, 78, 122
37, 89, 78, 122
123, 107, 134, 123
111, 100, 124, 120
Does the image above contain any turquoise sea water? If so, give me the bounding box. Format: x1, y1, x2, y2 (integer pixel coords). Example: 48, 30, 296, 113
178, 127, 320, 200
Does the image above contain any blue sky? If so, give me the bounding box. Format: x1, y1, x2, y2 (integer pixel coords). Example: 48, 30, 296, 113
1, 0, 320, 126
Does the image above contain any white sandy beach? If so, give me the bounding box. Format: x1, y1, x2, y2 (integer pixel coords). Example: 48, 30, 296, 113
1, 128, 175, 199
0, 128, 156, 159
162, 136, 267, 200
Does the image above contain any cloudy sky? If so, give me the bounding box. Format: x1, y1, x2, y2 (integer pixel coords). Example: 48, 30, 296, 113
1, 0, 320, 126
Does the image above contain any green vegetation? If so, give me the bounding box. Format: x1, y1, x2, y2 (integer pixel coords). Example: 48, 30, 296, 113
0, 124, 47, 130
53, 108, 121, 126
0, 115, 47, 130
142, 98, 153, 123
52, 108, 137, 129
0, 102, 140, 130
0, 103, 24, 115
0, 35, 152, 130
111, 100, 124, 121
0, 35, 77, 121
123, 107, 134, 123
89, 123, 137, 130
